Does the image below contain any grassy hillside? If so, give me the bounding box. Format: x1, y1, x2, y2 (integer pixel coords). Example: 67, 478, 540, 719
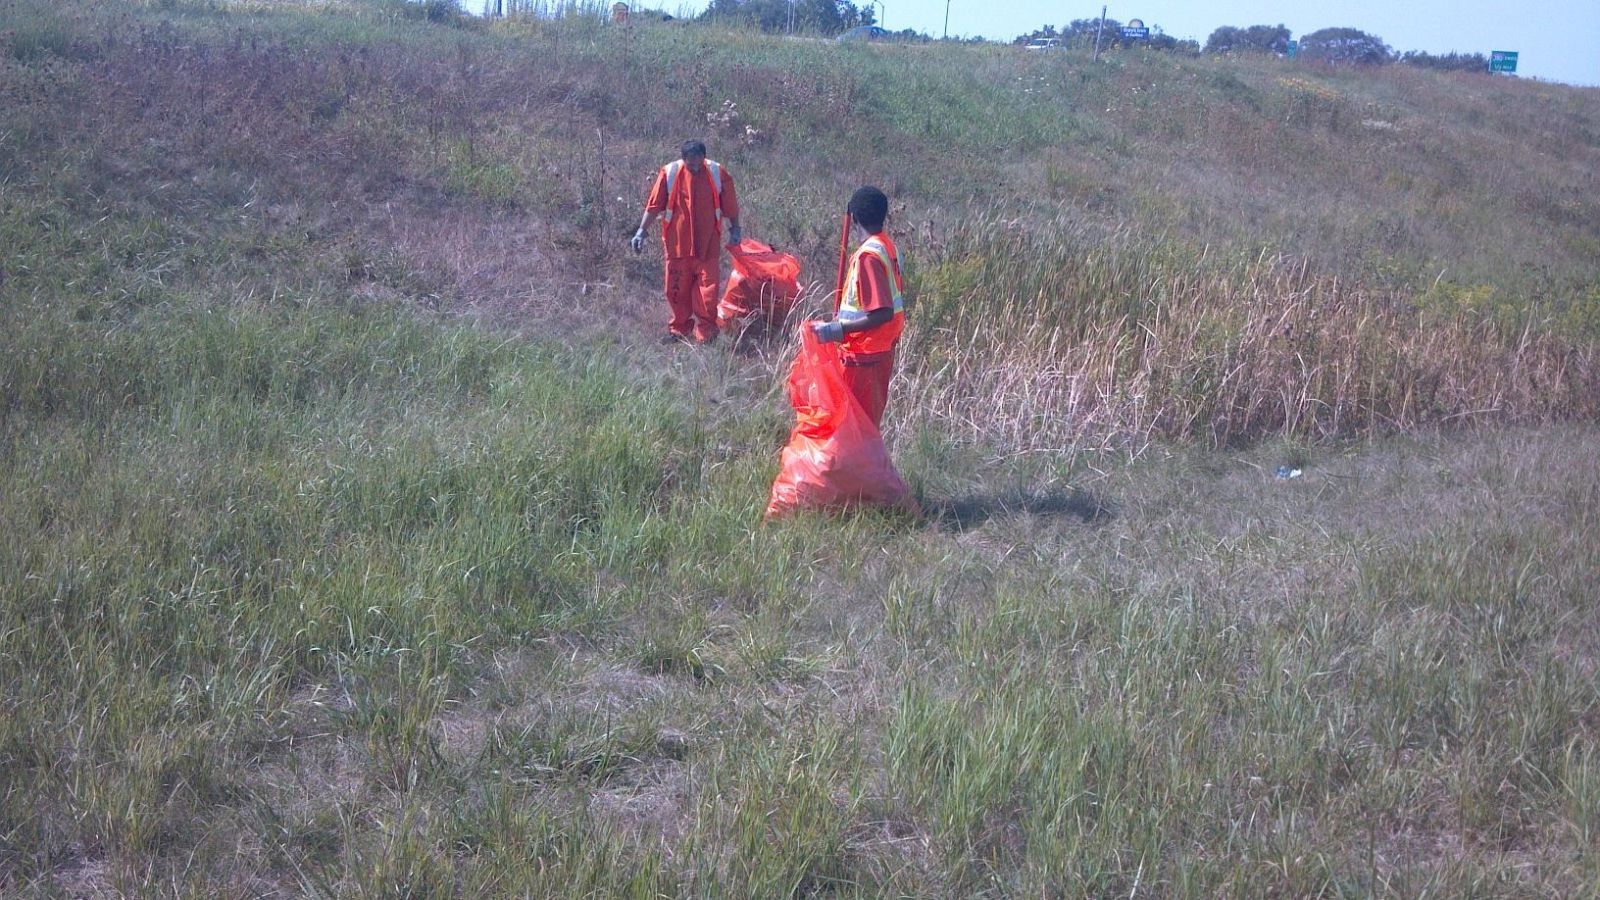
3, 0, 1600, 895
5, 0, 1597, 451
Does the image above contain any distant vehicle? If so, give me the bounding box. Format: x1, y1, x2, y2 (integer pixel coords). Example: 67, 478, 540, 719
837, 25, 891, 43
1025, 37, 1061, 51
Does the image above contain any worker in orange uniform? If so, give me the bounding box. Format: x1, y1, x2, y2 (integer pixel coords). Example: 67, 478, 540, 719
810, 186, 905, 427
630, 140, 742, 344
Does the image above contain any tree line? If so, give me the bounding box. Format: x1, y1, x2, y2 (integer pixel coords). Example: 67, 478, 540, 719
697, 0, 879, 35
1013, 19, 1199, 54
1014, 20, 1495, 73
1204, 25, 1492, 70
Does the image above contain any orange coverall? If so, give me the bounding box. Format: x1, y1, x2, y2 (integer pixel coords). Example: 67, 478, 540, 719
644, 163, 740, 342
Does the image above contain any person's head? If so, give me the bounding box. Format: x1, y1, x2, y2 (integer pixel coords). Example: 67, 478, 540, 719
848, 186, 889, 235
680, 139, 707, 171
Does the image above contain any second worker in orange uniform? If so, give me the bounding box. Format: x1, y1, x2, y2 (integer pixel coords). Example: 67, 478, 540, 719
631, 140, 742, 345
810, 186, 905, 428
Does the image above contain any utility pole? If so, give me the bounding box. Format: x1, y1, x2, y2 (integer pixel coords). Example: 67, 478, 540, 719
943, 0, 950, 39
1093, 5, 1106, 61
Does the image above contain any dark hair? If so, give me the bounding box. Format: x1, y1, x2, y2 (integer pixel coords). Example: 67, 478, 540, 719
680, 140, 707, 158
848, 186, 889, 231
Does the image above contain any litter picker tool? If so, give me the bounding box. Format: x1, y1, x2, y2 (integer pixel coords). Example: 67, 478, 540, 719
834, 209, 852, 310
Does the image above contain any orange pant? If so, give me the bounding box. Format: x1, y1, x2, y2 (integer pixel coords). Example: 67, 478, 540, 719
664, 256, 720, 341
841, 350, 894, 429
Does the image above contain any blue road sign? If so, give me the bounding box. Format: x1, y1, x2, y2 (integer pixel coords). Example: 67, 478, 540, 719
1490, 50, 1518, 73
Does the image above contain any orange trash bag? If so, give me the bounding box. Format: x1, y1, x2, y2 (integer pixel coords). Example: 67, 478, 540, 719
718, 239, 802, 328
765, 325, 918, 520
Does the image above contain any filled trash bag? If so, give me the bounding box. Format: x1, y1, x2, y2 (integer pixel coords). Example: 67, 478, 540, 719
718, 239, 802, 328
765, 325, 918, 519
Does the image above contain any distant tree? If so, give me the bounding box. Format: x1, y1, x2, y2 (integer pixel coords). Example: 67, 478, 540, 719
841, 2, 873, 28
1205, 23, 1289, 54
1243, 24, 1291, 54
1300, 27, 1394, 65
796, 0, 843, 32
1017, 18, 1189, 52
1400, 50, 1489, 73
888, 27, 930, 43
702, 0, 746, 21
1013, 24, 1058, 46
1062, 16, 1123, 50
396, 0, 461, 23
1204, 26, 1240, 53
700, 0, 870, 34
1147, 32, 1200, 56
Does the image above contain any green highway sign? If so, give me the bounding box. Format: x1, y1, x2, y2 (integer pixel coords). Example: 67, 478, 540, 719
1490, 50, 1518, 73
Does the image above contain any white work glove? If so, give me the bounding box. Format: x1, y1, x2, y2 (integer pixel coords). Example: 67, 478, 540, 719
811, 320, 844, 343
630, 229, 645, 254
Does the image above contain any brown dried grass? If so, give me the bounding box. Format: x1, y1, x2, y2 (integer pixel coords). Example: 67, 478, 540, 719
896, 222, 1600, 453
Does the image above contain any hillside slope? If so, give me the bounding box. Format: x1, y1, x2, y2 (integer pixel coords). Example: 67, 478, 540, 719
5, 0, 1598, 449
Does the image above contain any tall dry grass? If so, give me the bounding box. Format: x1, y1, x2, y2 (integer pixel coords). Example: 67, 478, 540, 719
896, 219, 1600, 453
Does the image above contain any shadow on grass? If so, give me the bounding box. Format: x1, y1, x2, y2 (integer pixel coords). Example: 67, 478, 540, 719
925, 488, 1113, 531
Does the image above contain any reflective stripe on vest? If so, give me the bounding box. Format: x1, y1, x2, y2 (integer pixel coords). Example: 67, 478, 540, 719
660, 159, 722, 223
839, 236, 905, 318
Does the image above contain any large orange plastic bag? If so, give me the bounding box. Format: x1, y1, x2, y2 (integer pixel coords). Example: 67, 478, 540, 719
765, 326, 918, 519
718, 238, 802, 328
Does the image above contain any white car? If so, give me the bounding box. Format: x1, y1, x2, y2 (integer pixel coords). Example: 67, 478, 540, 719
1025, 37, 1061, 51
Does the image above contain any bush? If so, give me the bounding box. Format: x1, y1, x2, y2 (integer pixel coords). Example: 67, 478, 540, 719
1300, 27, 1393, 65
422, 0, 462, 23
1204, 24, 1291, 55
1401, 50, 1490, 73
377, 0, 462, 24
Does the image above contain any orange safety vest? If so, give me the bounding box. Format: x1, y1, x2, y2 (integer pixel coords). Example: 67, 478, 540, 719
659, 159, 723, 224
838, 233, 905, 355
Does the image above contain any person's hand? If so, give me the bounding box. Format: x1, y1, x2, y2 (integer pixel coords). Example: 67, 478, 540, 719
811, 320, 844, 343
725, 223, 742, 248
630, 229, 645, 254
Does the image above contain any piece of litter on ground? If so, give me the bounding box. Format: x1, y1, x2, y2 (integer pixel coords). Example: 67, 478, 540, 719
1274, 465, 1303, 480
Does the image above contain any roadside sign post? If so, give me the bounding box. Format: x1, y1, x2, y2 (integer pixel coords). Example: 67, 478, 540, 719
1490, 50, 1518, 73
1286, 40, 1298, 58
1093, 5, 1106, 61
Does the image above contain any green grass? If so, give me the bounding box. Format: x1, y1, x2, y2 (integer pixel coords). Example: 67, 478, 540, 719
9, 251, 1596, 892
3, 0, 1600, 894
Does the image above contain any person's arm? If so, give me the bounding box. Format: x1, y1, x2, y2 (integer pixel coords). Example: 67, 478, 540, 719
841, 309, 894, 333
720, 170, 741, 246
632, 169, 669, 252
814, 253, 894, 340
